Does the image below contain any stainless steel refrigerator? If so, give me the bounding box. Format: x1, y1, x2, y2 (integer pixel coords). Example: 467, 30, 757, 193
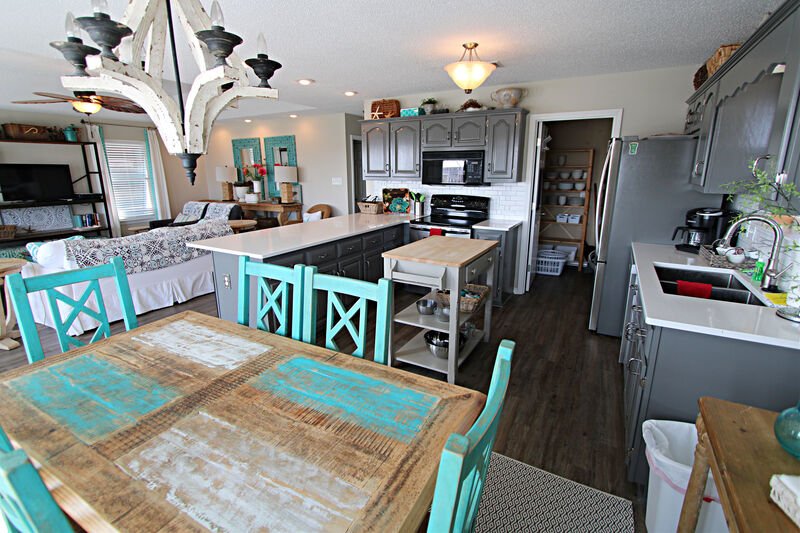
588, 136, 722, 336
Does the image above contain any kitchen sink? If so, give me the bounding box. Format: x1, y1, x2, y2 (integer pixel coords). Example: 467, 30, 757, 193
654, 265, 766, 307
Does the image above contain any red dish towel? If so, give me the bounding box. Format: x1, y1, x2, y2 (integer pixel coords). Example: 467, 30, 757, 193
676, 280, 713, 299
429, 228, 443, 236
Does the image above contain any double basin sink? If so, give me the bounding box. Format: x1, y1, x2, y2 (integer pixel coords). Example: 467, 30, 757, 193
655, 265, 767, 307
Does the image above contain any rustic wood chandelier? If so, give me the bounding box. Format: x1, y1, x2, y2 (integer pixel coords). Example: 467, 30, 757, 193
51, 0, 282, 185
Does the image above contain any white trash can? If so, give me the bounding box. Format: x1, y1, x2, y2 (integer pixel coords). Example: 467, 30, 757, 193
642, 420, 728, 533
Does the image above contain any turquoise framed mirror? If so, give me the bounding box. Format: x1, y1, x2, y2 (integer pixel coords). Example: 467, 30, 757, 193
263, 135, 297, 199
231, 138, 263, 182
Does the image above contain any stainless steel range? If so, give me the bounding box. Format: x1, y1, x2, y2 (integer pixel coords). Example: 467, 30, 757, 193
409, 194, 490, 241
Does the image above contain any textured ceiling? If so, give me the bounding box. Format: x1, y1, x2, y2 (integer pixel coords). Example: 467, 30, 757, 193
0, 0, 784, 122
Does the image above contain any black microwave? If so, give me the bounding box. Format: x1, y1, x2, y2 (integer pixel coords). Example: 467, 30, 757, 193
422, 151, 486, 186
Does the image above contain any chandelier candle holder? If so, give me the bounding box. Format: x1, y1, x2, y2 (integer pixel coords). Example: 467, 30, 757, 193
245, 33, 282, 88
50, 12, 101, 77
56, 0, 282, 185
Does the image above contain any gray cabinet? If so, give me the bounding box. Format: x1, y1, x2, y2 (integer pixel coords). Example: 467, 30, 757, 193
390, 121, 421, 178
363, 250, 383, 282
689, 84, 718, 189
421, 119, 452, 148
473, 225, 519, 305
485, 114, 518, 181
362, 122, 390, 178
452, 116, 486, 147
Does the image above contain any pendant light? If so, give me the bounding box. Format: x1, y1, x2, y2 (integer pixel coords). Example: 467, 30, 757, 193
444, 42, 496, 94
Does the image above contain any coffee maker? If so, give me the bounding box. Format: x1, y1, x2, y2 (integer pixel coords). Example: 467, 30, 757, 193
673, 207, 739, 253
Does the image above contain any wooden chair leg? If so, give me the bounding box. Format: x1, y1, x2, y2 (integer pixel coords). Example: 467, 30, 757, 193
677, 416, 710, 533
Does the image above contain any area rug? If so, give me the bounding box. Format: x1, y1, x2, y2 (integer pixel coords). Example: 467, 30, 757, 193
475, 453, 635, 532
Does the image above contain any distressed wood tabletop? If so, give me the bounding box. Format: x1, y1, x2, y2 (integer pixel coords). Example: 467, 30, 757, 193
0, 311, 485, 532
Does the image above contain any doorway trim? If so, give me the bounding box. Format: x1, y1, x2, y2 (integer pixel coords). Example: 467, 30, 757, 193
349, 134, 362, 214
519, 109, 623, 291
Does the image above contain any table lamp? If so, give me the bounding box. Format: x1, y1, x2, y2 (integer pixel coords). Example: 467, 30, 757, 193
216, 166, 234, 201
274, 166, 298, 204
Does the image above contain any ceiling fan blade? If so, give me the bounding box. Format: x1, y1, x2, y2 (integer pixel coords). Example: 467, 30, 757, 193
100, 100, 146, 114
32, 92, 75, 101
12, 99, 63, 105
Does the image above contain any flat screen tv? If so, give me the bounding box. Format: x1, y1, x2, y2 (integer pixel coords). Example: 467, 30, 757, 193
0, 164, 74, 202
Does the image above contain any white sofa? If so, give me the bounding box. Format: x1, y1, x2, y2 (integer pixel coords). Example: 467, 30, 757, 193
22, 220, 231, 335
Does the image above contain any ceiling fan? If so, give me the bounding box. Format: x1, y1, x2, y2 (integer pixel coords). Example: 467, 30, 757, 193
12, 91, 145, 115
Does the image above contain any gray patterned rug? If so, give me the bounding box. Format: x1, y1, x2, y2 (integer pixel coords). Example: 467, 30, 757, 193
475, 453, 635, 532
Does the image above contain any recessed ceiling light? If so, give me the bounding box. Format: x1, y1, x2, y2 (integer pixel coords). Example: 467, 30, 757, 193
244, 119, 252, 123
289, 114, 298, 118
296, 79, 315, 86
344, 91, 358, 97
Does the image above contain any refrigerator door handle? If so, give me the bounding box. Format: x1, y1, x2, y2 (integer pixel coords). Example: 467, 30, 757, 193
595, 141, 614, 258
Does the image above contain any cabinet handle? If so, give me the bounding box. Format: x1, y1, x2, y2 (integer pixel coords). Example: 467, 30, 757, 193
319, 254, 328, 260
631, 304, 642, 313
627, 357, 643, 377
487, 162, 492, 172
446, 132, 451, 141
470, 268, 476, 276
487, 257, 493, 263
384, 163, 389, 172
415, 163, 420, 172
454, 131, 459, 141
693, 161, 704, 177
623, 322, 636, 341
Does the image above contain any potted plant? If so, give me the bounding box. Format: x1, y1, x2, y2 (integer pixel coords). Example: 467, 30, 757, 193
421, 98, 437, 115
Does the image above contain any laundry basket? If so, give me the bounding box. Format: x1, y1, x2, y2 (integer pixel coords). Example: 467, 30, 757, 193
535, 250, 568, 276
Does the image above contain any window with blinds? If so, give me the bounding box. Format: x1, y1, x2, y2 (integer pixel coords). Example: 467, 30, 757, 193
104, 140, 155, 221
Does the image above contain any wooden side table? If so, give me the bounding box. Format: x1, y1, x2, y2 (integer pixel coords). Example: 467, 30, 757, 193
203, 200, 303, 226
678, 397, 800, 532
0, 258, 29, 351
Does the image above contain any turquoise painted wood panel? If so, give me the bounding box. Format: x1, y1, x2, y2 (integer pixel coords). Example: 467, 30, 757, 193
7, 354, 178, 444
231, 137, 263, 181
263, 135, 297, 198
252, 357, 438, 443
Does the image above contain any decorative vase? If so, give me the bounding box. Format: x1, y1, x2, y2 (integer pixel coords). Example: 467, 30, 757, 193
234, 186, 249, 202
421, 103, 435, 115
253, 180, 262, 194
775, 401, 800, 459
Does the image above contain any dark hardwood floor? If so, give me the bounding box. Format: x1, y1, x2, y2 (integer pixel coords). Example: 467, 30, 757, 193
1, 267, 644, 528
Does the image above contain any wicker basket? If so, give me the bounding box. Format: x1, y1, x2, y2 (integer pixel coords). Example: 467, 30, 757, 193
698, 245, 755, 271
0, 225, 17, 240
693, 64, 708, 90
434, 284, 490, 313
370, 99, 401, 119
357, 201, 383, 214
706, 44, 741, 76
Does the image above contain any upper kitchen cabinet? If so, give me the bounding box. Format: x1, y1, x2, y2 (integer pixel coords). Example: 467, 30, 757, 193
362, 122, 391, 178
421, 116, 486, 148
687, 1, 800, 193
485, 113, 520, 182
390, 121, 421, 178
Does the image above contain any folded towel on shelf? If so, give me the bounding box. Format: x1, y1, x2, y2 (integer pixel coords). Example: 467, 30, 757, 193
770, 474, 800, 528
676, 280, 713, 299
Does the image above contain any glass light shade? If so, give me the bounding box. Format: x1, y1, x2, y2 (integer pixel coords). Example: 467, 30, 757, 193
91, 0, 109, 14
256, 32, 268, 56
71, 100, 102, 114
65, 12, 80, 38
444, 60, 496, 93
210, 0, 224, 27
216, 166, 231, 182
273, 166, 298, 183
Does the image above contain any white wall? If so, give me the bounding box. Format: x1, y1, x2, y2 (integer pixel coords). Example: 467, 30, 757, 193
202, 113, 356, 217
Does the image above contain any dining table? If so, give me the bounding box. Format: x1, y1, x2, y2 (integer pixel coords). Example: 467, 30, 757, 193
0, 311, 485, 532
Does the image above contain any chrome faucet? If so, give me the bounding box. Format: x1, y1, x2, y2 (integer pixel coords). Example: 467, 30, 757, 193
721, 215, 784, 290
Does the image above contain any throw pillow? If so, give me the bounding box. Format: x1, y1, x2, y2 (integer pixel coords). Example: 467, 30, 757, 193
173, 213, 199, 224
303, 211, 323, 222
27, 236, 85, 269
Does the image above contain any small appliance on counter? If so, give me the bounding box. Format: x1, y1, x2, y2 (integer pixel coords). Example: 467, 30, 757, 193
422, 151, 486, 186
672, 207, 739, 253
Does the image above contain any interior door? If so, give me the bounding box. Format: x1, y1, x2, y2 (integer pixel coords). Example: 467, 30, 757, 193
526, 122, 550, 289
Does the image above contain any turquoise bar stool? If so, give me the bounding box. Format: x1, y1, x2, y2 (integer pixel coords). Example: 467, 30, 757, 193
428, 339, 515, 533
7, 256, 138, 364
301, 266, 393, 364
0, 427, 72, 532
237, 256, 304, 340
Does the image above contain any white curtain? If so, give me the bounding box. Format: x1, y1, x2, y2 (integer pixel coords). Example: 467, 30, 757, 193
145, 129, 171, 219
84, 124, 122, 237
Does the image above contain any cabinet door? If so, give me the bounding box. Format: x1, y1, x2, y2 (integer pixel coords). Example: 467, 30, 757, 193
390, 121, 421, 179
452, 116, 486, 147
623, 332, 648, 457
363, 250, 383, 282
339, 256, 363, 280
473, 229, 504, 304
362, 122, 390, 178
421, 118, 452, 148
690, 86, 718, 188
485, 114, 517, 181
703, 72, 784, 193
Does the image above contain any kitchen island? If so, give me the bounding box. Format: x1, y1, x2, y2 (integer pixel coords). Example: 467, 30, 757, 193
621, 242, 800, 485
189, 213, 411, 322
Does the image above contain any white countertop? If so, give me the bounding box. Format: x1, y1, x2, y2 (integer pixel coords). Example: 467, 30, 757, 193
473, 219, 523, 231
188, 213, 412, 259
632, 242, 800, 349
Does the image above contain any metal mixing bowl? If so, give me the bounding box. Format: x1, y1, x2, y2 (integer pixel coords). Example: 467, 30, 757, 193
416, 299, 437, 315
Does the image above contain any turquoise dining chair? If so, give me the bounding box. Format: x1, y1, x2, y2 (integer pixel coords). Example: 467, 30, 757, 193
7, 256, 138, 364
301, 266, 393, 364
0, 427, 72, 532
237, 256, 304, 340
428, 339, 515, 533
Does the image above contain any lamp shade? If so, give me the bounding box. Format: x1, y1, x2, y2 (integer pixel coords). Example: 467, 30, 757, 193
71, 100, 102, 114
444, 42, 496, 94
273, 166, 298, 183
216, 166, 232, 182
